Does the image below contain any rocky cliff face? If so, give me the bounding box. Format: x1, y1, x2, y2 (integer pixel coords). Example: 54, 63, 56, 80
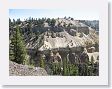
10, 17, 99, 59
9, 61, 48, 76
38, 30, 98, 51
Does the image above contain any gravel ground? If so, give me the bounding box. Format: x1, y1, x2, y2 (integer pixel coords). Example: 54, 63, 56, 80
9, 61, 48, 76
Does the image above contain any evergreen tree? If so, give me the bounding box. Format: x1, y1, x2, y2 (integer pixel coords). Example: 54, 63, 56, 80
89, 56, 94, 75
37, 18, 44, 27
39, 55, 45, 68
10, 26, 28, 65
27, 23, 33, 37
52, 63, 57, 75
13, 19, 16, 25
50, 18, 56, 27
52, 62, 62, 75
63, 58, 69, 76
68, 63, 79, 76
46, 18, 51, 25
9, 18, 12, 26
91, 56, 94, 64
62, 58, 79, 76
16, 18, 21, 24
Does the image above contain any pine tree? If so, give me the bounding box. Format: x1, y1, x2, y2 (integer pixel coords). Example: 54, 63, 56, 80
63, 58, 68, 76
90, 56, 94, 75
13, 19, 16, 25
39, 56, 45, 68
68, 64, 78, 76
16, 18, 21, 24
50, 18, 56, 27
9, 18, 12, 26
10, 26, 28, 65
52, 62, 61, 75
46, 18, 51, 25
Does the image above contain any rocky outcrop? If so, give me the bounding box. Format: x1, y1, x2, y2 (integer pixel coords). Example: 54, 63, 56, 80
9, 61, 48, 76
87, 52, 99, 63
20, 18, 98, 52
38, 31, 98, 51
69, 29, 77, 36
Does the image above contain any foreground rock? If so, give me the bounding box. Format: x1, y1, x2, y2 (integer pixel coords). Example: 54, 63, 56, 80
9, 61, 48, 76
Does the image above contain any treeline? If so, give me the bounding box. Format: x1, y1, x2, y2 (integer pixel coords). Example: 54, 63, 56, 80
9, 17, 56, 27
38, 56, 99, 76
9, 17, 74, 34
9, 16, 74, 25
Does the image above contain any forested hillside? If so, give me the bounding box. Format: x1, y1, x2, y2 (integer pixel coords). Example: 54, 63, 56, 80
9, 17, 99, 76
